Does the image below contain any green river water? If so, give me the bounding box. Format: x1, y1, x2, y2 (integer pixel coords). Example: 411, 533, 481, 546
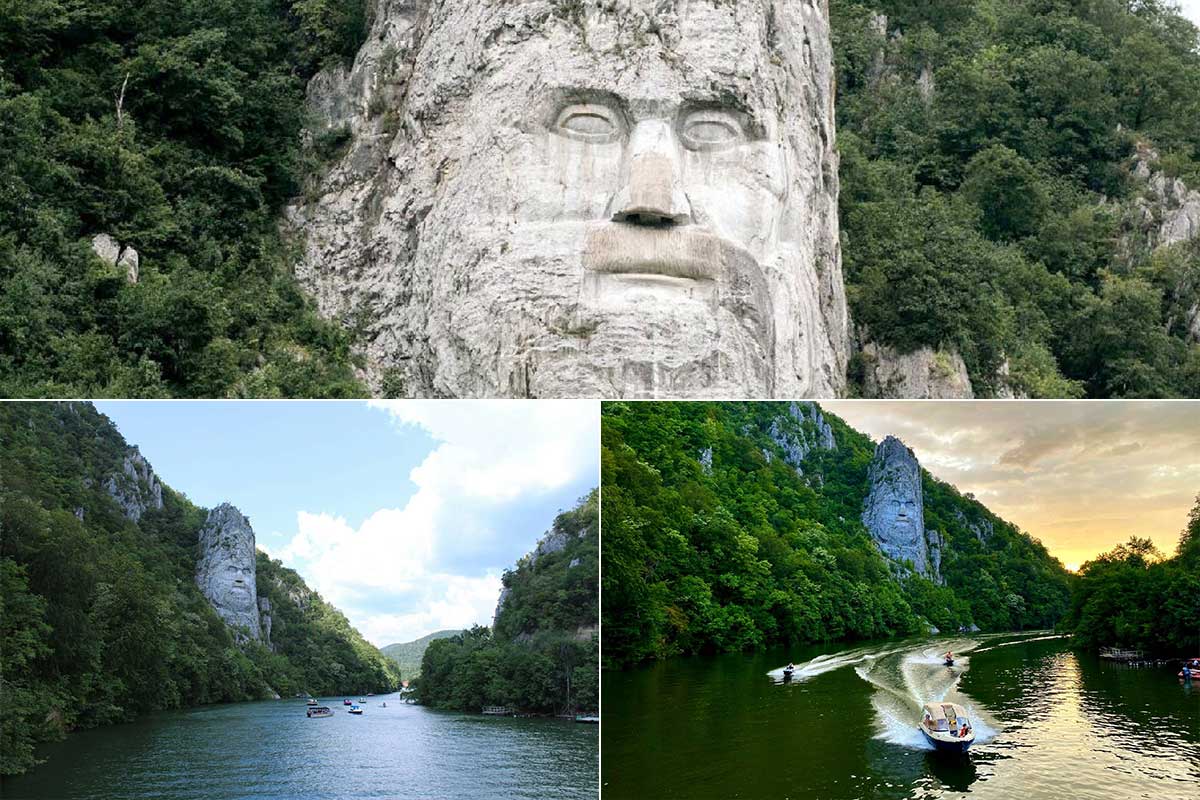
2, 692, 598, 799
602, 633, 1199, 799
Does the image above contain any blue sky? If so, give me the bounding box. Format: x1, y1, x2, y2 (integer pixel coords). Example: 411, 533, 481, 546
94, 401, 599, 645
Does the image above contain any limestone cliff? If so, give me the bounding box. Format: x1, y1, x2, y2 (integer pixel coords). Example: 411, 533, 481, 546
766, 401, 837, 474
101, 447, 164, 523
861, 436, 942, 583
290, 0, 849, 399
196, 503, 264, 642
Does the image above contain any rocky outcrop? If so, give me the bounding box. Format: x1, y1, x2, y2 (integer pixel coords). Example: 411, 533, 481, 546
91, 233, 139, 284
699, 447, 713, 474
492, 585, 511, 629
103, 448, 163, 522
196, 503, 263, 641
860, 341, 974, 399
766, 401, 837, 474
954, 509, 994, 544
289, 0, 849, 399
861, 436, 942, 583
1129, 145, 1200, 250
258, 597, 273, 650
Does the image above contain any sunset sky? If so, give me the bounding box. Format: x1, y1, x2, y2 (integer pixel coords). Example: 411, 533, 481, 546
822, 401, 1200, 571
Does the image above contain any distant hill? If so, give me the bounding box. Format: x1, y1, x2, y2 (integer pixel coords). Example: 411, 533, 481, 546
381, 630, 459, 679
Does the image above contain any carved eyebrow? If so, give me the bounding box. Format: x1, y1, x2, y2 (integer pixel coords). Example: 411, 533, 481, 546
539, 86, 628, 129
677, 98, 765, 140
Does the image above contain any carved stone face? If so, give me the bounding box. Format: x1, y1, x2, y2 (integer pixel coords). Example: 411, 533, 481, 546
214, 561, 256, 611
299, 0, 848, 398
891, 498, 919, 528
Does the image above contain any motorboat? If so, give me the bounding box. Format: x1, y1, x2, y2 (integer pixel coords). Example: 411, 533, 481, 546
783, 665, 795, 680
944, 658, 955, 667
358, 697, 367, 703
919, 702, 975, 754
349, 704, 363, 715
306, 706, 333, 718
575, 715, 599, 724
344, 699, 352, 705
306, 698, 318, 706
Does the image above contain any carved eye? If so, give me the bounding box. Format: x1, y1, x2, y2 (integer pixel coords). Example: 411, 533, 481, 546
681, 111, 745, 151
555, 104, 623, 144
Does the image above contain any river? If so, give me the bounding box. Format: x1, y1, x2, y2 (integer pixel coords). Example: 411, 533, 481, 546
602, 633, 1200, 799
2, 692, 598, 799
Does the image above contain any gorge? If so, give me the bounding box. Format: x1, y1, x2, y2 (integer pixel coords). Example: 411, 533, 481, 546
601, 400, 1072, 667
0, 403, 399, 777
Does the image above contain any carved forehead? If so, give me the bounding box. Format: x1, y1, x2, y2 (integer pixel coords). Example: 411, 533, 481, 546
410, 0, 824, 118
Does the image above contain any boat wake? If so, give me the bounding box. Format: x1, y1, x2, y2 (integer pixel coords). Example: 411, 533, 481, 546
770, 639, 1002, 751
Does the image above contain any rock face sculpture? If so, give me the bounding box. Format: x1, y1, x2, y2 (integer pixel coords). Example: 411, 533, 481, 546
293, 0, 849, 398
861, 436, 942, 582
196, 503, 263, 641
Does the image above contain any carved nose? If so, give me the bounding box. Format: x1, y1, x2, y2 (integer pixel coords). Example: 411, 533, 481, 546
610, 120, 691, 227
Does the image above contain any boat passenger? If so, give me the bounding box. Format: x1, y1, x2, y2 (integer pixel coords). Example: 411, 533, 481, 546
1184, 665, 1192, 680
959, 723, 969, 738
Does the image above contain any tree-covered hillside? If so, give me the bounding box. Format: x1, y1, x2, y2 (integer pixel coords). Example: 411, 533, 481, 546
0, 0, 368, 397
416, 492, 599, 715
0, 402, 398, 776
3, 0, 1198, 398
833, 0, 1200, 397
380, 629, 458, 680
601, 402, 1071, 668
1063, 495, 1200, 655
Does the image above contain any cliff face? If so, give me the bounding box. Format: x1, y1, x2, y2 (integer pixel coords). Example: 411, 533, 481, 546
291, 0, 848, 399
196, 503, 264, 642
861, 436, 942, 583
101, 448, 164, 522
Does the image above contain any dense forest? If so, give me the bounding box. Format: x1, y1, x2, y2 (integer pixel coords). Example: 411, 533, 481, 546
0, 0, 368, 397
3, 0, 1198, 398
415, 492, 599, 716
601, 402, 1071, 668
0, 403, 398, 776
833, 0, 1200, 396
1063, 495, 1200, 655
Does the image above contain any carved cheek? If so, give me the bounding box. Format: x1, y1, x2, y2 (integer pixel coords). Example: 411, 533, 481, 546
512, 132, 623, 222
681, 144, 786, 257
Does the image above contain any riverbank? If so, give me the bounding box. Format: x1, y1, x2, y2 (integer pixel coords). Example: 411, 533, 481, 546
602, 632, 1199, 799
1, 692, 598, 800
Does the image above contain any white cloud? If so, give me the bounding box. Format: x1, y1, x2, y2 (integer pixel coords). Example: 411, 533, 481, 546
273, 401, 598, 646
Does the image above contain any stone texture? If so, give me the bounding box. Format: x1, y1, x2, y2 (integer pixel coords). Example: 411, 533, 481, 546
258, 597, 274, 650
861, 436, 942, 582
196, 503, 263, 641
860, 341, 974, 399
103, 448, 164, 522
699, 447, 713, 474
290, 0, 849, 398
955, 509, 993, 544
91, 233, 140, 284
766, 401, 837, 474
1129, 146, 1200, 250
492, 585, 512, 629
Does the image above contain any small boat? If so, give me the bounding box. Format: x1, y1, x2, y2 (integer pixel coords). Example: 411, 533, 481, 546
358, 697, 367, 703
348, 705, 363, 715
344, 699, 352, 705
381, 702, 388, 707
367, 692, 375, 696
575, 715, 599, 724
919, 702, 975, 754
944, 658, 955, 667
306, 698, 318, 706
306, 706, 333, 718
782, 666, 795, 681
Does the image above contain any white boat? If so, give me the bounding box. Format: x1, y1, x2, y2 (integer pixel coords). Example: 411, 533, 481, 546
919, 702, 975, 754
348, 704, 363, 715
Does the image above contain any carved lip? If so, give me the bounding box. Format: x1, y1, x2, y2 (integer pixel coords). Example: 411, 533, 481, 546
583, 224, 742, 282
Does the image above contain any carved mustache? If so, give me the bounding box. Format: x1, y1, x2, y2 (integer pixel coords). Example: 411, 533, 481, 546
583, 224, 747, 282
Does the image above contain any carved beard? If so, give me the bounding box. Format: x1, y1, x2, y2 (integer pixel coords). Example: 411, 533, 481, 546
416, 219, 776, 398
